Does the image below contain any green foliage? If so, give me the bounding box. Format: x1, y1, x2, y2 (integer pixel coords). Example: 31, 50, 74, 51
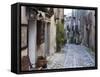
56, 22, 64, 52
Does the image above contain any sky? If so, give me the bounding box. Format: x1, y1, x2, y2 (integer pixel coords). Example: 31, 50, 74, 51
64, 9, 72, 16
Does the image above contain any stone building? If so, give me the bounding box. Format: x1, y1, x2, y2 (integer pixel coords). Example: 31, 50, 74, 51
79, 10, 95, 51
21, 6, 64, 70
64, 9, 95, 51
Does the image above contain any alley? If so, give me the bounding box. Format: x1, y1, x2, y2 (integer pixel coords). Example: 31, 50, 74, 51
47, 44, 95, 69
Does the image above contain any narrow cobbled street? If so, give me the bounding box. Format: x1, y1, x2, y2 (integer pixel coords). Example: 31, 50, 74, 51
47, 44, 95, 69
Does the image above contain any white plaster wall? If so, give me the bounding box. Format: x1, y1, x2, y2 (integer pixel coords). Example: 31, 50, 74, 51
21, 6, 28, 58
49, 15, 56, 55
28, 20, 37, 68
21, 6, 28, 24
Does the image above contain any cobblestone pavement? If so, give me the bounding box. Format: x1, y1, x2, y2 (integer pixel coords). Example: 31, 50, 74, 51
47, 52, 65, 69
47, 44, 95, 69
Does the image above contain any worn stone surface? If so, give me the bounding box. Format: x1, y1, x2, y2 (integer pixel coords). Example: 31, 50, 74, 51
47, 44, 95, 69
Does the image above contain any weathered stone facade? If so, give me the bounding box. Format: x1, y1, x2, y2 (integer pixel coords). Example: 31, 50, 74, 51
64, 9, 95, 51
21, 6, 64, 70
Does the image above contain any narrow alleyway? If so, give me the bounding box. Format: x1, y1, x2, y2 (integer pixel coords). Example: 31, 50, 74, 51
47, 44, 95, 69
